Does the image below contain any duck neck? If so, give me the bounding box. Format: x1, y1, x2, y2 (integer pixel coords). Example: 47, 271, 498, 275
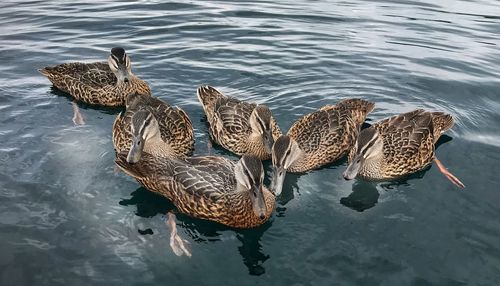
247, 133, 270, 160
284, 145, 305, 173
360, 152, 384, 179
143, 132, 176, 158
226, 183, 275, 228
229, 183, 254, 211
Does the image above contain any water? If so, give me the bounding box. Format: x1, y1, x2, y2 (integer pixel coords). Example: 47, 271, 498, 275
1, 0, 500, 284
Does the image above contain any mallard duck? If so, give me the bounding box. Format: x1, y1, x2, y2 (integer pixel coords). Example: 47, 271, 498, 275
343, 109, 465, 188
115, 153, 275, 228
197, 85, 282, 160
39, 47, 151, 106
270, 99, 375, 195
112, 93, 194, 163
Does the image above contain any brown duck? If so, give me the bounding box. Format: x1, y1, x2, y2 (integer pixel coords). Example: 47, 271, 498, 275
112, 93, 194, 163
197, 85, 282, 160
116, 153, 275, 228
270, 99, 375, 195
343, 109, 465, 188
39, 47, 151, 106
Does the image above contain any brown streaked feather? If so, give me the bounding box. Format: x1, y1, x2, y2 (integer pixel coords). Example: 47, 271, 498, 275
287, 98, 374, 172
430, 111, 454, 141
115, 153, 275, 228
197, 85, 224, 115
112, 93, 194, 157
369, 109, 451, 178
197, 85, 282, 159
40, 61, 151, 106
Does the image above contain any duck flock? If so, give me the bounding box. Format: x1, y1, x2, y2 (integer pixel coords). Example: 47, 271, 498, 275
39, 47, 465, 232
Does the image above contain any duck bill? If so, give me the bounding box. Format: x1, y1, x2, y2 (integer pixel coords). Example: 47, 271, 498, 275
263, 130, 274, 154
251, 185, 267, 220
343, 154, 363, 180
270, 166, 286, 196
126, 136, 144, 164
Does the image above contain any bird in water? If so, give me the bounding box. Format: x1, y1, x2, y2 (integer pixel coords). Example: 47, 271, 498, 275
343, 109, 465, 188
115, 153, 275, 228
196, 85, 282, 160
270, 98, 374, 196
112, 93, 194, 163
39, 47, 151, 106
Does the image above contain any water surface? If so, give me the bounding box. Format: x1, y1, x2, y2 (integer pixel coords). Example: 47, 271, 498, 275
1, 0, 500, 285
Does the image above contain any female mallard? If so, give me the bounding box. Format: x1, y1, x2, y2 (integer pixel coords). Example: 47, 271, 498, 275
112, 93, 194, 163
39, 47, 151, 106
343, 109, 465, 188
270, 99, 375, 195
115, 153, 275, 228
197, 85, 282, 160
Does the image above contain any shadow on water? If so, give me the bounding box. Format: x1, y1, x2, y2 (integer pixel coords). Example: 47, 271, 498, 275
340, 181, 380, 212
119, 187, 176, 218
119, 186, 272, 276
48, 86, 123, 115
340, 135, 454, 211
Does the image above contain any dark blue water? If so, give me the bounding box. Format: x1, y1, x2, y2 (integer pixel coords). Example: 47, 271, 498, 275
1, 0, 500, 285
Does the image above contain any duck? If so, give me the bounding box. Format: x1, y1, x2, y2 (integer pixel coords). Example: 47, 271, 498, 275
343, 109, 465, 188
39, 47, 151, 106
270, 98, 375, 196
112, 93, 195, 163
115, 152, 275, 228
197, 85, 282, 160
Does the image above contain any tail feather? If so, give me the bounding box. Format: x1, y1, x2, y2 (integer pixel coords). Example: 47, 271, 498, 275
38, 67, 51, 77
337, 98, 375, 114
115, 152, 173, 179
196, 85, 224, 112
115, 152, 145, 178
337, 98, 375, 125
431, 112, 454, 138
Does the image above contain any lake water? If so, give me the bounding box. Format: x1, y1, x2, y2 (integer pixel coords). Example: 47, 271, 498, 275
1, 0, 500, 285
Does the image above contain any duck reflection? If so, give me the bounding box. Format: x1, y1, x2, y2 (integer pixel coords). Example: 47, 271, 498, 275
119, 187, 272, 276
119, 187, 175, 218
340, 181, 380, 212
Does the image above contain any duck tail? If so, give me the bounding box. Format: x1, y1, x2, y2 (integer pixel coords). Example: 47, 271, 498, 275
431, 112, 454, 137
196, 85, 224, 112
337, 98, 375, 114
114, 152, 157, 179
38, 67, 52, 77
337, 98, 375, 125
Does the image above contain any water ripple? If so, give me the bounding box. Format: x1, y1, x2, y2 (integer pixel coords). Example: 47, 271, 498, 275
1, 0, 500, 284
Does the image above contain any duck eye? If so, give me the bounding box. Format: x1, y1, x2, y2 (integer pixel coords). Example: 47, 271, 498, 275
137, 140, 141, 146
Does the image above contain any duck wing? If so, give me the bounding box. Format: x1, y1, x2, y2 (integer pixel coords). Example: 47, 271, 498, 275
213, 97, 255, 135
375, 109, 435, 170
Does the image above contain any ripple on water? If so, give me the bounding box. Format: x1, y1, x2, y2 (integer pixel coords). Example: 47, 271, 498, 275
1, 0, 500, 284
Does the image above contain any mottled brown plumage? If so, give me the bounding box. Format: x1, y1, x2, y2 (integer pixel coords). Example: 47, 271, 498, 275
280, 99, 374, 172
197, 85, 282, 160
115, 153, 275, 228
39, 47, 151, 106
112, 93, 194, 161
270, 98, 374, 195
345, 109, 456, 180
